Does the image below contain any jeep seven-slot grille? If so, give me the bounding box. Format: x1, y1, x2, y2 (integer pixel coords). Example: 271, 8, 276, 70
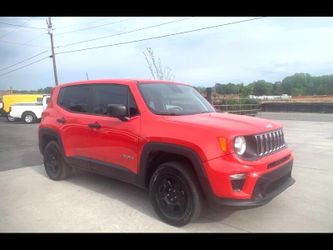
254, 129, 285, 156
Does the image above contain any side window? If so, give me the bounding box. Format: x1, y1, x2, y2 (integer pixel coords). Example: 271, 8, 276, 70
58, 85, 92, 113
92, 85, 139, 117
128, 91, 139, 116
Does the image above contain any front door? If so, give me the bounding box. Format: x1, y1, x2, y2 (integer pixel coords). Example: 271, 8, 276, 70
81, 84, 141, 174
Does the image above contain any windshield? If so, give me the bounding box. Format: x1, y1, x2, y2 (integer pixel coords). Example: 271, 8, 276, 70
138, 83, 216, 115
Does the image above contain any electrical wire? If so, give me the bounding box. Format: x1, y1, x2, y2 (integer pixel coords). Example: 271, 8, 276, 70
56, 17, 263, 55
0, 56, 49, 77
0, 50, 49, 72
57, 17, 191, 48
0, 18, 32, 39
18, 32, 48, 47
54, 17, 135, 36
52, 17, 117, 29
0, 20, 45, 30
0, 38, 49, 48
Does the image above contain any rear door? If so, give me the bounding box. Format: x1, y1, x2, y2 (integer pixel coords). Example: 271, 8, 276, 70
56, 85, 96, 159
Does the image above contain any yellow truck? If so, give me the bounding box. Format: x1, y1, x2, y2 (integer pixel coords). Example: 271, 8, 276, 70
0, 94, 43, 119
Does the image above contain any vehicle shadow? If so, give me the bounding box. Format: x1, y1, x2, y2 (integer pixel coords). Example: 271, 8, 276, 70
31, 165, 251, 226
198, 204, 256, 227
32, 165, 158, 221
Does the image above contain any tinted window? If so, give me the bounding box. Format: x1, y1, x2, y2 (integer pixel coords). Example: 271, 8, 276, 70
58, 85, 92, 113
92, 84, 139, 117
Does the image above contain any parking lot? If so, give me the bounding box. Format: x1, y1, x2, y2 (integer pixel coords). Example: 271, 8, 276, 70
0, 113, 333, 232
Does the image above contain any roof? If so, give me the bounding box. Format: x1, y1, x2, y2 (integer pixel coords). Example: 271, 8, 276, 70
57, 79, 190, 88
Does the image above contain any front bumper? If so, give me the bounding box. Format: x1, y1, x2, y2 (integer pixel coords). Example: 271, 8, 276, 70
208, 159, 295, 207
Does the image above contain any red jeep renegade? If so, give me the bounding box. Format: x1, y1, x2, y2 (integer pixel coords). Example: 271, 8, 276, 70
39, 79, 295, 226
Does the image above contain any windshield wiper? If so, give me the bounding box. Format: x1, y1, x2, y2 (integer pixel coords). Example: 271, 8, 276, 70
155, 112, 182, 116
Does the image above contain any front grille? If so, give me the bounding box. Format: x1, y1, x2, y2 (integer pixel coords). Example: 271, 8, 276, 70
254, 129, 285, 157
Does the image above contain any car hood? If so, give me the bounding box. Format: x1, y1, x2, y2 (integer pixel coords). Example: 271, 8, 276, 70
162, 112, 282, 136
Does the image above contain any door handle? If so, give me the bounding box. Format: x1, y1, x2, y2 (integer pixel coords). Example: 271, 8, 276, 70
88, 122, 101, 129
56, 117, 66, 124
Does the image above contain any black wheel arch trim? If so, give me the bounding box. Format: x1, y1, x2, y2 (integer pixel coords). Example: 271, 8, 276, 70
38, 131, 217, 200
137, 142, 214, 198
39, 128, 64, 155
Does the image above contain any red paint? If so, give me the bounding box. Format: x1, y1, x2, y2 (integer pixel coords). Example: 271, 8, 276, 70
39, 79, 293, 200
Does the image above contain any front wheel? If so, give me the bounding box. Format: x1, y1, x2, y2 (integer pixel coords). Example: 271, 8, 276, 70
149, 162, 202, 227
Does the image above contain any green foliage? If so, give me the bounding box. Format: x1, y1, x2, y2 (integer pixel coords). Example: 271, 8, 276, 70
250, 80, 273, 95
194, 86, 207, 95
13, 86, 52, 94
215, 83, 241, 95
212, 73, 333, 96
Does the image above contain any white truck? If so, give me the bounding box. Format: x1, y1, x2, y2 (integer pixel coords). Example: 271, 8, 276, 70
8, 95, 50, 123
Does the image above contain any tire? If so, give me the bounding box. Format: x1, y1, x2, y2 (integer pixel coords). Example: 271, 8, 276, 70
43, 141, 72, 181
22, 112, 36, 124
7, 116, 16, 122
149, 161, 202, 227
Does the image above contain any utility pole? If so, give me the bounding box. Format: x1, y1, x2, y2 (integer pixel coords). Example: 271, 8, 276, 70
86, 72, 89, 80
47, 17, 59, 86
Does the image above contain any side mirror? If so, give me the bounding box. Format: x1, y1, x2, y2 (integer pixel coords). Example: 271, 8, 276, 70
107, 104, 129, 121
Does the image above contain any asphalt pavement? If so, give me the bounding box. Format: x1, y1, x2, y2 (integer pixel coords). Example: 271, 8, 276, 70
0, 113, 332, 232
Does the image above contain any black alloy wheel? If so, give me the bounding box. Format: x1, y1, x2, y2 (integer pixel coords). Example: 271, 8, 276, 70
43, 141, 72, 180
149, 162, 202, 227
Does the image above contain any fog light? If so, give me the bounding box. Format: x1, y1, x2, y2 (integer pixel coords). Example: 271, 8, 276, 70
230, 173, 247, 180
230, 173, 246, 191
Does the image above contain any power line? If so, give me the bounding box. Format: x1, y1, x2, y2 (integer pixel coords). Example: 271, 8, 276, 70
0, 20, 45, 30
57, 17, 191, 48
0, 39, 48, 48
54, 17, 135, 36
56, 17, 264, 55
53, 17, 117, 29
17, 32, 48, 46
0, 50, 49, 72
0, 18, 32, 39
0, 56, 49, 77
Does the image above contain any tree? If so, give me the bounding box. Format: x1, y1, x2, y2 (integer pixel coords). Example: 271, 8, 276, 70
272, 81, 283, 95
143, 47, 175, 81
215, 83, 240, 95
281, 73, 312, 96
251, 80, 273, 95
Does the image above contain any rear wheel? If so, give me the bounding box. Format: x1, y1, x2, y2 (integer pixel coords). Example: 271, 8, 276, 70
7, 116, 16, 122
22, 112, 36, 124
149, 162, 202, 227
43, 141, 72, 180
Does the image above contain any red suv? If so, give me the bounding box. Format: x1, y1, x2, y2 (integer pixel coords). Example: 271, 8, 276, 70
39, 79, 295, 226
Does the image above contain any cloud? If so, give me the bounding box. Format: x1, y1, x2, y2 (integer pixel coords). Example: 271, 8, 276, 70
1, 17, 333, 90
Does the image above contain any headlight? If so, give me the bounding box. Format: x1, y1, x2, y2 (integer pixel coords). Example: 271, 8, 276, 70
234, 136, 246, 155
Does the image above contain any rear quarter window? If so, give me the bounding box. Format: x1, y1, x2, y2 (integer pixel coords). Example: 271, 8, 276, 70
57, 85, 92, 113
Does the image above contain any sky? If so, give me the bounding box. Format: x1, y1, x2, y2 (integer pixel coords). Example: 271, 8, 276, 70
0, 16, 333, 90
